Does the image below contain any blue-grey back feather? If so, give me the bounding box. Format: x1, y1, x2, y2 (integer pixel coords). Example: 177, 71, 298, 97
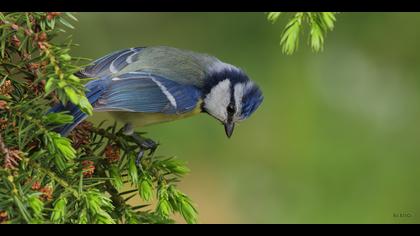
77, 46, 229, 88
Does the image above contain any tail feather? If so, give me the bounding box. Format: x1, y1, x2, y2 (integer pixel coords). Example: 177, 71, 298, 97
50, 79, 106, 136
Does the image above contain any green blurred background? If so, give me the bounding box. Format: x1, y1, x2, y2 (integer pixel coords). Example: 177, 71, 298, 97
68, 13, 420, 223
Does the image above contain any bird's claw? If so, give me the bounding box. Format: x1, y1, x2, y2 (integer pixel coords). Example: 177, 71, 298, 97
136, 150, 144, 166
140, 138, 157, 150
121, 123, 159, 167
135, 138, 158, 167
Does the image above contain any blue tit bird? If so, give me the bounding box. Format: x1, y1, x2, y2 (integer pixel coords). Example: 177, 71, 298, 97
51, 46, 263, 146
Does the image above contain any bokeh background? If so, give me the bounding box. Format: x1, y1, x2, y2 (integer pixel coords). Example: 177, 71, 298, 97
68, 13, 420, 223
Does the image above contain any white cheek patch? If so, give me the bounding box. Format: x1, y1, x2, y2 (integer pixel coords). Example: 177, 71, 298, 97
204, 79, 231, 122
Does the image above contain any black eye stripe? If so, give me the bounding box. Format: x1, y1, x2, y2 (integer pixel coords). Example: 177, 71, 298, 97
227, 103, 235, 114
228, 80, 236, 115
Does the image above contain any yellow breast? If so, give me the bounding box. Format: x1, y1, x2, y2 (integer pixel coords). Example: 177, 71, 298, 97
107, 100, 203, 127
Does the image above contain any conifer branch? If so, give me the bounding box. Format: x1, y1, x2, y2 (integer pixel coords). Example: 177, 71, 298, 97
0, 12, 198, 224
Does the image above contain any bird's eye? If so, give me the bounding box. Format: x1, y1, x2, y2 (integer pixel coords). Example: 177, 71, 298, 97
227, 104, 235, 115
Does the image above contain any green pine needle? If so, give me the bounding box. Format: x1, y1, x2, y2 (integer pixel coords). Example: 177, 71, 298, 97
267, 12, 337, 54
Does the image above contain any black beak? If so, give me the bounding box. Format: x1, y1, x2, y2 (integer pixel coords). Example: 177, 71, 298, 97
224, 122, 235, 138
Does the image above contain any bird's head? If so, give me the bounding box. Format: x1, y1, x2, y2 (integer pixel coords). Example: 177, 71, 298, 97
202, 64, 263, 138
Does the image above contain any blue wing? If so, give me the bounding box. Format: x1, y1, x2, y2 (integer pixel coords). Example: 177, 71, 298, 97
49, 79, 108, 136
51, 72, 201, 136
76, 47, 145, 79
94, 72, 202, 114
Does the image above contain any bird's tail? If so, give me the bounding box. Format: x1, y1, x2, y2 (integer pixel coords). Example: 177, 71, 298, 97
50, 79, 106, 136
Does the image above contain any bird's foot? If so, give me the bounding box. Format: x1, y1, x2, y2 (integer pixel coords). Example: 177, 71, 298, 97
120, 123, 159, 166
134, 137, 158, 166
